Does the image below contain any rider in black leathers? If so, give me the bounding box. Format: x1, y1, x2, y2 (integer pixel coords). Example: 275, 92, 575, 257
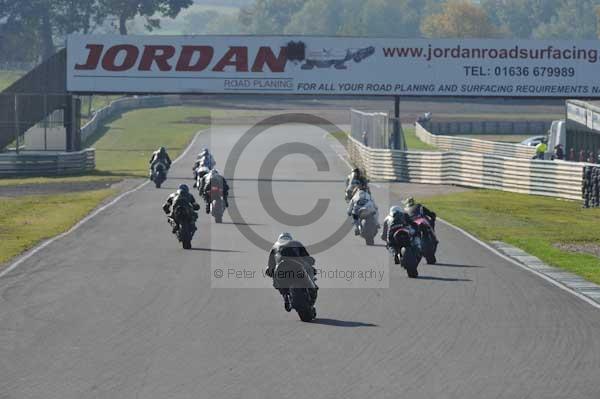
162, 184, 200, 233
403, 197, 436, 230
265, 233, 317, 312
149, 147, 172, 178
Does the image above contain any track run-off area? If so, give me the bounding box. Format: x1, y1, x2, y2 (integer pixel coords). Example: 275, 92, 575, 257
1, 121, 599, 399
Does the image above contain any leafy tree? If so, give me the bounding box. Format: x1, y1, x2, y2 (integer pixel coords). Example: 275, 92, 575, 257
482, 0, 564, 38
533, 0, 598, 39
0, 20, 40, 64
420, 0, 499, 38
358, 0, 433, 37
0, 0, 97, 60
283, 0, 341, 35
240, 0, 307, 34
182, 9, 245, 34
204, 13, 246, 34
183, 10, 220, 34
96, 0, 193, 35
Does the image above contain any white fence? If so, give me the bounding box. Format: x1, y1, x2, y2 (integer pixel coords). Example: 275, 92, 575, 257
416, 122, 537, 159
348, 136, 583, 200
81, 95, 183, 142
0, 149, 95, 177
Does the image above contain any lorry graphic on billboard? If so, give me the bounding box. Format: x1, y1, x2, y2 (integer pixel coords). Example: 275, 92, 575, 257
300, 46, 375, 70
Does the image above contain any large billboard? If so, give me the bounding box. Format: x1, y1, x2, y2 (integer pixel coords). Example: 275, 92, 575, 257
67, 34, 600, 97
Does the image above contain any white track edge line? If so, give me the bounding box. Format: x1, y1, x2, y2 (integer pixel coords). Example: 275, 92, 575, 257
438, 217, 600, 311
0, 129, 208, 279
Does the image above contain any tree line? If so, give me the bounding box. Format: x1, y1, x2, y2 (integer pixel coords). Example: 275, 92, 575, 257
3, 0, 600, 65
240, 0, 600, 39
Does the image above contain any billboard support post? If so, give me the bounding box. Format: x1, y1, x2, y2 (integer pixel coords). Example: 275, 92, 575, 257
392, 96, 400, 150
14, 94, 20, 154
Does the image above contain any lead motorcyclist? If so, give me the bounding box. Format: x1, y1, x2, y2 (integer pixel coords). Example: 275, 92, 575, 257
149, 147, 172, 179
403, 197, 437, 231
199, 169, 230, 214
381, 205, 402, 244
162, 184, 200, 233
345, 168, 369, 200
347, 183, 379, 236
265, 233, 317, 312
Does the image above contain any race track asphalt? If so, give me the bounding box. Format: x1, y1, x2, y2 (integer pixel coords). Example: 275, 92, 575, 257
1, 122, 599, 399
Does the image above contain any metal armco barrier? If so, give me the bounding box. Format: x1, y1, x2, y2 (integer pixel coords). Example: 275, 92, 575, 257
81, 95, 183, 142
416, 122, 537, 159
348, 136, 583, 201
582, 166, 600, 208
0, 149, 95, 177
422, 120, 551, 136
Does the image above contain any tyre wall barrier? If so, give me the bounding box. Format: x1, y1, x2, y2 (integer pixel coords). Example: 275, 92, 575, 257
348, 135, 584, 201
582, 165, 600, 208
0, 148, 95, 177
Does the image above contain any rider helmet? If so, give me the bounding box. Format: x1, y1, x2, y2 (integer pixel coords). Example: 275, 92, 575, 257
403, 197, 415, 208
389, 206, 402, 217
178, 184, 189, 194
278, 232, 293, 241
159, 146, 166, 154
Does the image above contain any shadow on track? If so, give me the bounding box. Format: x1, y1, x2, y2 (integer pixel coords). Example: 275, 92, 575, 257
434, 263, 484, 269
311, 318, 378, 327
220, 221, 264, 226
190, 247, 242, 253
229, 178, 344, 184
417, 276, 472, 282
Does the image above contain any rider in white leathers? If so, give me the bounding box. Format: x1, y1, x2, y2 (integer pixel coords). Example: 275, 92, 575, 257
192, 148, 216, 186
347, 185, 379, 235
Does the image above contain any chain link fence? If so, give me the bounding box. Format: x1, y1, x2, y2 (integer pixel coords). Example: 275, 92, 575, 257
350, 109, 405, 150
0, 93, 76, 152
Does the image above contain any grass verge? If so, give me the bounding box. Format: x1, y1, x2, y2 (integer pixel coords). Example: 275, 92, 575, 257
421, 190, 600, 285
0, 70, 25, 91
403, 126, 437, 151
0, 174, 122, 187
0, 105, 208, 265
90, 106, 209, 177
0, 189, 116, 265
329, 131, 348, 146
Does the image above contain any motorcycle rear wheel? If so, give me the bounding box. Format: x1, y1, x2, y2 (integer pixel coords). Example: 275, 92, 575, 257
402, 247, 419, 278
291, 288, 316, 322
